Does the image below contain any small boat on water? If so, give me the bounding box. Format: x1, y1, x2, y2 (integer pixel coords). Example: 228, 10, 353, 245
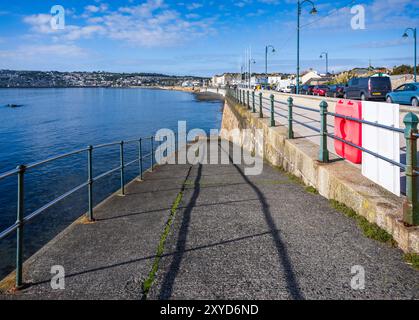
5, 104, 23, 108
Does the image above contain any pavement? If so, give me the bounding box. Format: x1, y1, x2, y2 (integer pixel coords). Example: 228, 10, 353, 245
1, 140, 418, 300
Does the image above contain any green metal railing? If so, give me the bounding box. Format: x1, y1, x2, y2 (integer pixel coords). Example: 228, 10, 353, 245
0, 135, 162, 289
229, 87, 419, 227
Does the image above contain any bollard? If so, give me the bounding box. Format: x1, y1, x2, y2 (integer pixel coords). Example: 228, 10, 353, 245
287, 97, 294, 139
319, 101, 329, 163
259, 92, 263, 118
270, 94, 275, 127
403, 112, 419, 226
15, 164, 25, 289
252, 91, 256, 113
139, 139, 143, 181
87, 146, 94, 221
120, 141, 125, 195
247, 91, 250, 109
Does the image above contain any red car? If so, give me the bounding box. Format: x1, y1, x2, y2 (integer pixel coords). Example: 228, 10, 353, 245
312, 85, 329, 96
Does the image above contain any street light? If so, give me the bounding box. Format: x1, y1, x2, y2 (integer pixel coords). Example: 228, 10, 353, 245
320, 52, 328, 75
403, 27, 417, 82
265, 45, 275, 85
248, 58, 256, 89
296, 0, 317, 94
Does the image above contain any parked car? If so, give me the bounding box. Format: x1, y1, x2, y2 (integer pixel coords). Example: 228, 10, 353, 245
312, 85, 329, 96
300, 85, 314, 95
343, 76, 392, 101
326, 84, 345, 98
283, 86, 293, 93
386, 83, 419, 107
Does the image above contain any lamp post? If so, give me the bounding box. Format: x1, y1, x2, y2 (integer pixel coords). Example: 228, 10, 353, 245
265, 45, 275, 85
320, 51, 328, 75
403, 28, 417, 82
297, 0, 317, 94
240, 65, 245, 87
248, 58, 256, 89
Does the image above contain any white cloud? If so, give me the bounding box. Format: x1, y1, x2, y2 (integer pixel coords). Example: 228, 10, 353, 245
85, 4, 109, 14
0, 44, 86, 59
23, 0, 216, 47
187, 3, 203, 10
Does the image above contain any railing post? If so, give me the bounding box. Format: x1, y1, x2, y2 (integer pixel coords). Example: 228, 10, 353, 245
252, 91, 256, 113
151, 137, 155, 172
403, 112, 419, 226
15, 164, 25, 289
247, 90, 250, 109
287, 97, 294, 139
87, 146, 94, 221
319, 101, 329, 163
139, 138, 143, 181
239, 89, 242, 104
259, 92, 263, 118
270, 94, 275, 127
120, 141, 125, 195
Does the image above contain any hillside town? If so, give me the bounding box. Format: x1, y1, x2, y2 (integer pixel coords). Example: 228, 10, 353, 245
211, 65, 416, 92
0, 70, 208, 88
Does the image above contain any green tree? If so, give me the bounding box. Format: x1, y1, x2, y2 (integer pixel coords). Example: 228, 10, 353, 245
392, 65, 414, 75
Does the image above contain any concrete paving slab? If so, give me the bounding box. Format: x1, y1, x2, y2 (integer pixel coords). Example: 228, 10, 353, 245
149, 142, 418, 300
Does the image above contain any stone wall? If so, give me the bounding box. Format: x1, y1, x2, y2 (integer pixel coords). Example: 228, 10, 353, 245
221, 96, 419, 253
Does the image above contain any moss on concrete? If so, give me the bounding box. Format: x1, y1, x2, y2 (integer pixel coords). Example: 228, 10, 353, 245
330, 200, 397, 247
305, 186, 319, 194
403, 253, 419, 270
142, 190, 184, 297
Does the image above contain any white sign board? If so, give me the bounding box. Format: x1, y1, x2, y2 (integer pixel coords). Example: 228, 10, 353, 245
362, 101, 400, 196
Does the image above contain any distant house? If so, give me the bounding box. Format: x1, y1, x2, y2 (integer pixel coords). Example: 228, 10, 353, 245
301, 71, 321, 85
211, 73, 240, 87
182, 81, 193, 87
268, 76, 282, 85
351, 68, 370, 76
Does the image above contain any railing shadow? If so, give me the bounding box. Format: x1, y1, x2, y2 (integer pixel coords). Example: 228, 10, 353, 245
158, 163, 203, 299
223, 142, 304, 300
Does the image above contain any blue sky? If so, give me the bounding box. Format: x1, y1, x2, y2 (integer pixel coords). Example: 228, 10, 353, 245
0, 0, 417, 76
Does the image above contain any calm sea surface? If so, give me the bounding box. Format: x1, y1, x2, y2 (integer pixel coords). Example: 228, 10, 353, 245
0, 88, 223, 278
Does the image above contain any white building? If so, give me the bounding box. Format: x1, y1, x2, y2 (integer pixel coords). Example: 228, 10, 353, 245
211, 74, 226, 87
268, 76, 282, 85
301, 71, 321, 85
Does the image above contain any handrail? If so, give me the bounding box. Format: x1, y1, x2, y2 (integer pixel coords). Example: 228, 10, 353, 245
229, 87, 419, 228
26, 148, 89, 170
327, 111, 404, 134
0, 134, 163, 289
0, 168, 19, 181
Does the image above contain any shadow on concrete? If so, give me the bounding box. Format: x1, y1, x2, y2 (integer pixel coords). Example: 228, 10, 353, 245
28, 229, 275, 287
97, 198, 260, 222
224, 143, 304, 300
158, 164, 203, 300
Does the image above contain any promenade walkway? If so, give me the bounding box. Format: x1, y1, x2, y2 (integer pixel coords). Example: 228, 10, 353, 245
1, 140, 417, 300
